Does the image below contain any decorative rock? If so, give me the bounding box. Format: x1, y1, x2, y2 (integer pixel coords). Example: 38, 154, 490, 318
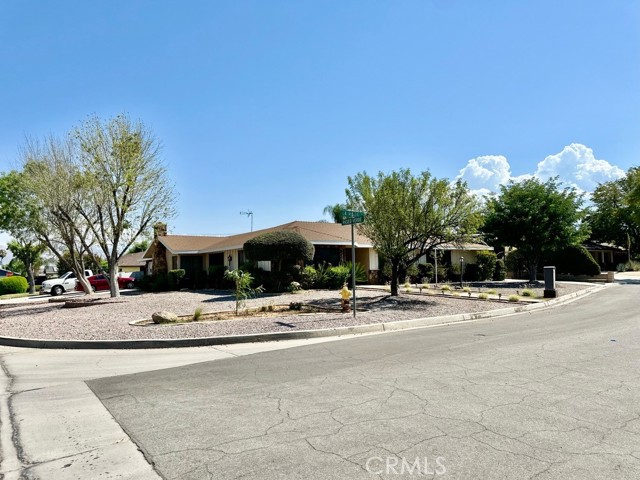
152, 311, 179, 324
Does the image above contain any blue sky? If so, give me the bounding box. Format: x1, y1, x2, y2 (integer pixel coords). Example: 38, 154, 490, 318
1, 0, 639, 243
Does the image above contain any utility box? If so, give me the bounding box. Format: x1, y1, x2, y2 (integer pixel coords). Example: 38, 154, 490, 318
543, 266, 557, 298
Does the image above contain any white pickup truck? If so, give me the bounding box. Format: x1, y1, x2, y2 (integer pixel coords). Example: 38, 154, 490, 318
40, 270, 93, 296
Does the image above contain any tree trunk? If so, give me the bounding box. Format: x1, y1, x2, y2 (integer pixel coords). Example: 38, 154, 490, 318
390, 262, 399, 296
108, 262, 120, 298
26, 261, 36, 295
528, 261, 538, 282
77, 276, 93, 294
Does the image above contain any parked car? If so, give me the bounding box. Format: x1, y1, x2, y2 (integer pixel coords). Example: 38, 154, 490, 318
75, 274, 136, 293
41, 270, 94, 296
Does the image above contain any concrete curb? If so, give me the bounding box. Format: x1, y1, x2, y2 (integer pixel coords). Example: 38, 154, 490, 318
0, 284, 606, 350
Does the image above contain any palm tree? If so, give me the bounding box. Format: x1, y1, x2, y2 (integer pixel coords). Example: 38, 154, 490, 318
323, 204, 347, 223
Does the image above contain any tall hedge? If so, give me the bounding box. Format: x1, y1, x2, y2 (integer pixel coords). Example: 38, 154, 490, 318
244, 231, 314, 271
547, 245, 601, 276
0, 276, 29, 295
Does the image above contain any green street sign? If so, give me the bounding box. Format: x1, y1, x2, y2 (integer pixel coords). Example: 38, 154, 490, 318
340, 209, 365, 225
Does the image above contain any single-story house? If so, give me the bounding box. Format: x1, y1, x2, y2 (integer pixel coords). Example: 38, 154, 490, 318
118, 251, 147, 273
583, 241, 627, 271
143, 221, 494, 284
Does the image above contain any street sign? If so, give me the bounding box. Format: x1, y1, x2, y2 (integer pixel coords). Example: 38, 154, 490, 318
340, 210, 365, 225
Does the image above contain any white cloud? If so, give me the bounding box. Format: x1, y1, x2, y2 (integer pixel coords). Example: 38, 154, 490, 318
456, 143, 624, 196
456, 155, 511, 194
534, 143, 625, 192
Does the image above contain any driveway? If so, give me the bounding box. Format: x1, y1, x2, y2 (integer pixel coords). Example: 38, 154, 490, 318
88, 284, 640, 479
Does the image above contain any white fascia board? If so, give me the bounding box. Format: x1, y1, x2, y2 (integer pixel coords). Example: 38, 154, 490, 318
310, 241, 373, 248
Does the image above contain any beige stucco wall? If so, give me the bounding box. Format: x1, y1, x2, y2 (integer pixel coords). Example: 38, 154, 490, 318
450, 250, 481, 266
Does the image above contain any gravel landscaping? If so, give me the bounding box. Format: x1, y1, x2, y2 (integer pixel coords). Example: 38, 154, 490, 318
0, 282, 593, 341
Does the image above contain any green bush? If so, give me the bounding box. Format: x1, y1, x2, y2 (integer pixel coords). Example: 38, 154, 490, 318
244, 231, 314, 271
138, 273, 170, 292
168, 269, 185, 290
343, 261, 367, 286
463, 263, 480, 281
547, 245, 601, 276
208, 265, 229, 289
475, 251, 497, 281
299, 266, 317, 289
417, 263, 434, 282
326, 265, 351, 289
0, 276, 28, 295
493, 259, 507, 281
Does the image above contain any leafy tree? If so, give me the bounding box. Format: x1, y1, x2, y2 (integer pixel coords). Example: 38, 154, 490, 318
0, 170, 48, 293
7, 257, 25, 275
244, 231, 314, 271
21, 137, 95, 294
482, 177, 588, 282
0, 248, 6, 266
346, 168, 480, 296
128, 239, 150, 254
586, 167, 640, 259
73, 114, 176, 297
56, 251, 103, 276
323, 204, 348, 223
7, 240, 45, 291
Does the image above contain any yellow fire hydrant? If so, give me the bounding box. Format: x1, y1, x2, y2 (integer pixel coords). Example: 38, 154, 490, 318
340, 284, 352, 313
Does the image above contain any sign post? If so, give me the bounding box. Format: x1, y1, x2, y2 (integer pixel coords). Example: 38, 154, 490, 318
340, 209, 365, 318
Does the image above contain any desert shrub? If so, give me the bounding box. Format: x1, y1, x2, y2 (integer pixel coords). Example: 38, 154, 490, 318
168, 269, 185, 290
547, 245, 601, 276
343, 262, 368, 285
441, 284, 451, 292
521, 289, 535, 297
289, 302, 302, 310
508, 295, 520, 302
622, 260, 640, 272
475, 251, 497, 281
192, 307, 203, 321
299, 266, 317, 289
313, 262, 331, 288
224, 269, 265, 315
493, 259, 507, 281
478, 293, 489, 300
288, 281, 301, 292
244, 231, 314, 271
0, 276, 28, 295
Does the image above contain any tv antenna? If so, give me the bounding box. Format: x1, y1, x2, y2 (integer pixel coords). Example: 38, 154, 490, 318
240, 210, 254, 231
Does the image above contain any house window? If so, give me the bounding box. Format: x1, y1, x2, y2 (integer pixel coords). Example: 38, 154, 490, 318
172, 256, 178, 270
238, 250, 245, 266
257, 261, 271, 272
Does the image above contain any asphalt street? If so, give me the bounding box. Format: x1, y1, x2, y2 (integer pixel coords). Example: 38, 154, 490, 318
88, 284, 640, 480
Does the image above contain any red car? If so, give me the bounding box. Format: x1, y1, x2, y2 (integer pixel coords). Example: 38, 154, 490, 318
76, 274, 136, 293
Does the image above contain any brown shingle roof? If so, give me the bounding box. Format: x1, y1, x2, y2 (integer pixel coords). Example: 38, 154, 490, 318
118, 251, 147, 267
152, 221, 492, 254
156, 221, 374, 254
